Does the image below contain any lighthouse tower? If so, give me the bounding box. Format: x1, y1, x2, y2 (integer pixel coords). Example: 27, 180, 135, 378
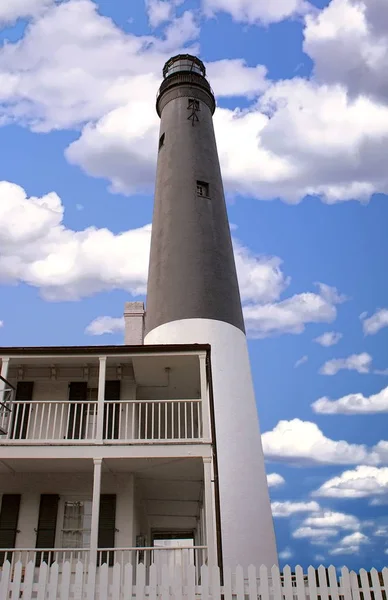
145, 55, 278, 568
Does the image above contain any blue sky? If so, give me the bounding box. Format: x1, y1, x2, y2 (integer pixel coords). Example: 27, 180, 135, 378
0, 0, 388, 570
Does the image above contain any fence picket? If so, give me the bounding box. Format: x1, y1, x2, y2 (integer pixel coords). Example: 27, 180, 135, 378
283, 565, 294, 600
350, 571, 361, 600
172, 563, 182, 600
328, 565, 340, 600
61, 561, 71, 600
236, 565, 245, 600
201, 565, 210, 600
248, 565, 257, 600
211, 565, 221, 600
271, 565, 283, 600
99, 563, 109, 600
148, 564, 157, 600
307, 566, 319, 600
259, 565, 270, 600
382, 568, 388, 598
73, 561, 84, 600
295, 565, 306, 600
48, 562, 59, 600
318, 565, 329, 600
111, 563, 121, 600
370, 568, 383, 600
223, 566, 233, 600
136, 563, 146, 600
11, 561, 23, 600
37, 560, 49, 600
360, 568, 372, 600
0, 561, 11, 599
340, 567, 352, 600
161, 564, 170, 600
23, 561, 35, 600
186, 564, 196, 600
123, 563, 133, 600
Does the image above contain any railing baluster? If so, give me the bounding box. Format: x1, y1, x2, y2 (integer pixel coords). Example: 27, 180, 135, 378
32, 402, 39, 439
45, 401, 52, 439
151, 402, 155, 440
138, 402, 142, 440
145, 402, 149, 440
191, 401, 194, 439
38, 403, 45, 440
158, 402, 161, 440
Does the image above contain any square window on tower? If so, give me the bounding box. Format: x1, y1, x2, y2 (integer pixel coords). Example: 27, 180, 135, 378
197, 181, 209, 197
158, 133, 165, 150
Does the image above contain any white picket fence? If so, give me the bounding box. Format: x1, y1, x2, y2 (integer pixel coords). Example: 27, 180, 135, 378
0, 561, 387, 600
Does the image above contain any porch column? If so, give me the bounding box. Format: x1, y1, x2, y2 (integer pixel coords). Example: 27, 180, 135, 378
90, 458, 102, 563
96, 357, 107, 441
203, 457, 217, 567
199, 353, 211, 440
0, 357, 10, 402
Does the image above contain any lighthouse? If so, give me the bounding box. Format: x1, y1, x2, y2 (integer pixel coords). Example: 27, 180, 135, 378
145, 55, 278, 568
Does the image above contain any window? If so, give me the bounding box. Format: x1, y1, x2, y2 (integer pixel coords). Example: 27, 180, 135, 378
159, 133, 165, 150
61, 500, 92, 549
196, 181, 209, 197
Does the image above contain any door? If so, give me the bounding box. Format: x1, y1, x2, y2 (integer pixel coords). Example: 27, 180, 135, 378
67, 382, 88, 439
11, 382, 34, 439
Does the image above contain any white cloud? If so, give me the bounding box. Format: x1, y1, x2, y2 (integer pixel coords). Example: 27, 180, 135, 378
271, 501, 320, 517
329, 531, 369, 555
303, 510, 360, 531
295, 355, 308, 368
0, 181, 151, 300
0, 321, 3, 328
375, 526, 388, 536
314, 554, 325, 562
1, 1, 388, 205
314, 331, 342, 347
244, 283, 345, 338
145, 0, 182, 27
202, 0, 311, 25
385, 548, 388, 555
313, 466, 388, 500
362, 309, 388, 335
292, 526, 338, 540
262, 418, 386, 466
267, 473, 285, 488
319, 352, 372, 376
0, 0, 52, 24
304, 0, 388, 103
85, 316, 125, 336
312, 385, 388, 414
279, 548, 294, 560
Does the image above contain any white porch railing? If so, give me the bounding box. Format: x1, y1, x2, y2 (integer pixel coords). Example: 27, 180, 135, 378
0, 399, 203, 443
0, 562, 386, 600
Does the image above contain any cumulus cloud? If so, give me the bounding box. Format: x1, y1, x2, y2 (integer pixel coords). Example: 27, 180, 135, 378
0, 0, 388, 204
312, 385, 388, 414
313, 466, 388, 501
0, 320, 3, 328
295, 355, 308, 368
271, 501, 320, 517
319, 352, 372, 375
244, 283, 345, 338
0, 181, 151, 300
329, 531, 369, 555
303, 510, 360, 531
85, 316, 125, 336
145, 0, 183, 27
267, 473, 285, 488
202, 0, 311, 25
262, 418, 386, 466
362, 309, 388, 335
304, 0, 388, 103
279, 548, 294, 560
0, 0, 52, 24
292, 526, 338, 541
314, 331, 342, 347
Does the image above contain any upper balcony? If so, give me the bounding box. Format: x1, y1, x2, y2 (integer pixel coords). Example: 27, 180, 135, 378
0, 344, 212, 451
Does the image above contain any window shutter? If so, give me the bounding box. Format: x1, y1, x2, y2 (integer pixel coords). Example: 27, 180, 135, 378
98, 494, 116, 567
12, 381, 34, 439
67, 382, 88, 439
0, 494, 21, 566
104, 381, 121, 440
35, 494, 59, 566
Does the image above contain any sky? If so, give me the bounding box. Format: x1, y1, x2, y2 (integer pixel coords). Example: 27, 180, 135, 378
0, 0, 388, 571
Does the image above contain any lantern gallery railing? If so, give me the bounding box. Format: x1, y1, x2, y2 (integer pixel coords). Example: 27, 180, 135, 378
0, 399, 203, 443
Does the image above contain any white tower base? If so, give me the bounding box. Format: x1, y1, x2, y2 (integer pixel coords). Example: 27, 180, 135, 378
145, 318, 278, 569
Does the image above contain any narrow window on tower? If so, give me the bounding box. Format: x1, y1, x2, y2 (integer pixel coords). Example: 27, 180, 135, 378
188, 98, 200, 111
197, 181, 209, 197
159, 133, 165, 151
